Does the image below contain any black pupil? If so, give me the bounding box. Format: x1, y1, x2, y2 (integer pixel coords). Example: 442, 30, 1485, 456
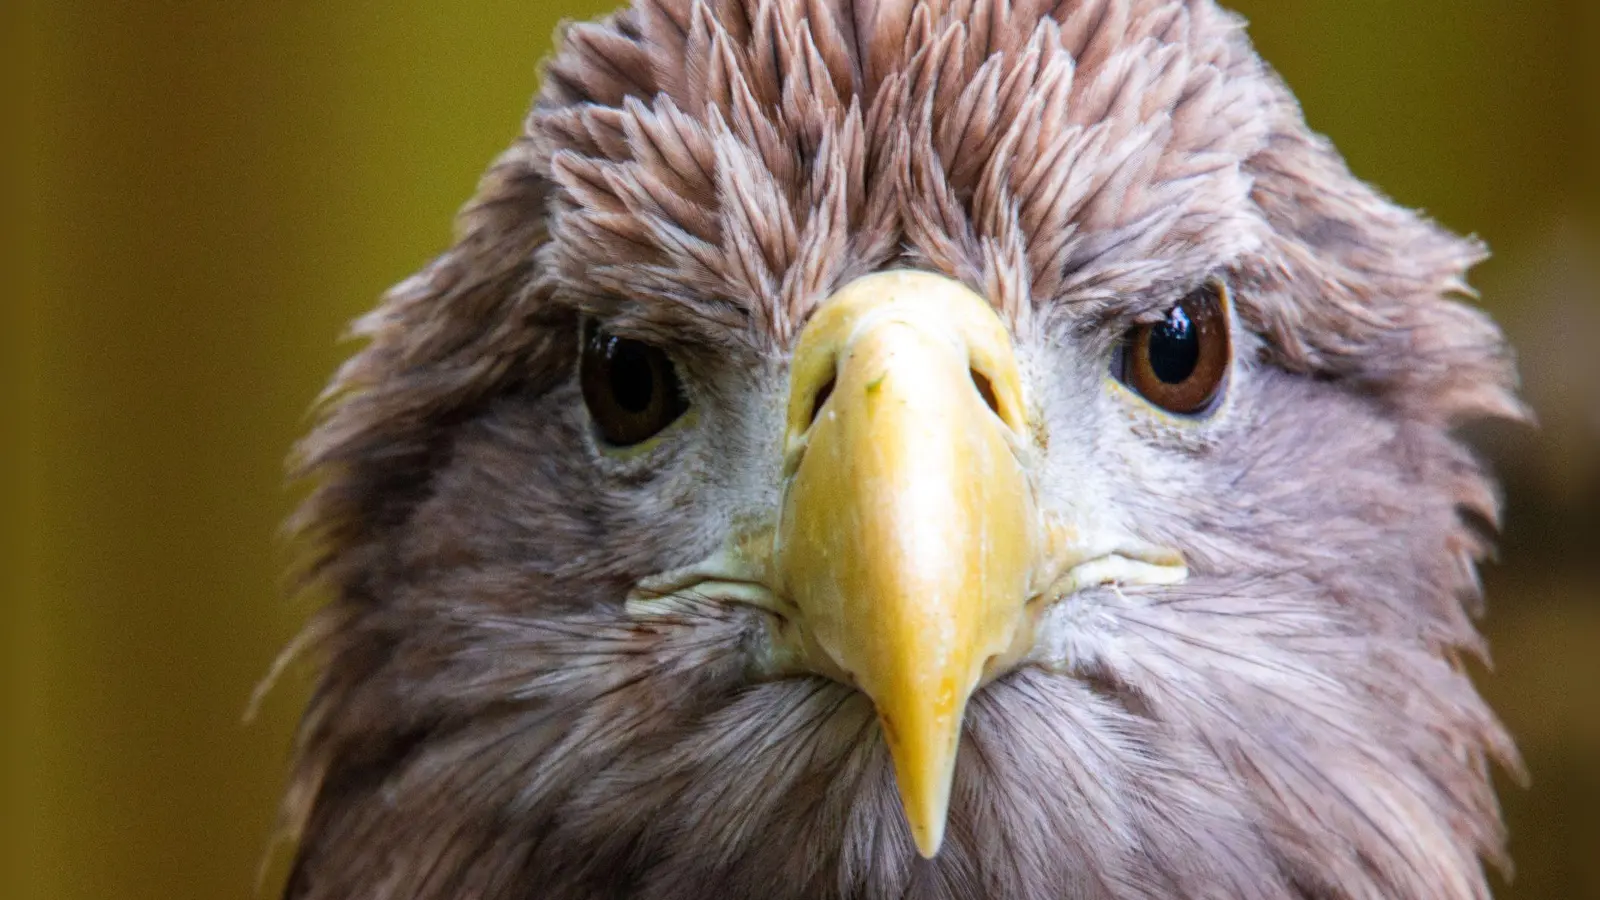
1147, 304, 1200, 384
607, 338, 658, 413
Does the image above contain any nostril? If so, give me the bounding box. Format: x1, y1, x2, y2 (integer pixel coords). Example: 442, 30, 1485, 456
809, 375, 837, 427
970, 368, 1001, 417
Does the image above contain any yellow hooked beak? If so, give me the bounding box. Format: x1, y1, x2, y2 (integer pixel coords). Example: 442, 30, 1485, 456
774, 271, 1039, 858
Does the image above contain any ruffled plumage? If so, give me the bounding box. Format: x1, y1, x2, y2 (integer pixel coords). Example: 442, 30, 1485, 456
278, 3, 1523, 897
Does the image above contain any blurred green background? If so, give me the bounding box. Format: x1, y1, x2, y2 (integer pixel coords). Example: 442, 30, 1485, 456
8, 1, 1598, 898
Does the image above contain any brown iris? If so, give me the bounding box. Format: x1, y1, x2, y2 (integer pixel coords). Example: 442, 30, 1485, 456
580, 322, 688, 446
1116, 282, 1231, 415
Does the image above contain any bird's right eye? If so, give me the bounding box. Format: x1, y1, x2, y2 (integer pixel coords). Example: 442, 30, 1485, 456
580, 322, 688, 447
1113, 281, 1231, 416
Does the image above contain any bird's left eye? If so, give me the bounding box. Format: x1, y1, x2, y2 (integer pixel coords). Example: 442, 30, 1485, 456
580, 322, 688, 446
1114, 281, 1231, 415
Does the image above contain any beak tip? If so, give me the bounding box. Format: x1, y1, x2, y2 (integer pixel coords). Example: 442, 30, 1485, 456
890, 736, 954, 859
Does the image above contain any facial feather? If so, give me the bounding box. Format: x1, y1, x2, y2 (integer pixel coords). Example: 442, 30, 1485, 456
279, 1, 1523, 898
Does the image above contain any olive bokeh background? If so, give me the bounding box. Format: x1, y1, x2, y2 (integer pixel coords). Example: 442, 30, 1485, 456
9, 2, 1598, 898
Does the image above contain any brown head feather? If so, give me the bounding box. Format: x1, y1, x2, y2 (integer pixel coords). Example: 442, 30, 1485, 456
280, 2, 1522, 898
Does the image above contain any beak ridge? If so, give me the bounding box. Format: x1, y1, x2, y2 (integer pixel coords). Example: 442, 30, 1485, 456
774, 271, 1037, 858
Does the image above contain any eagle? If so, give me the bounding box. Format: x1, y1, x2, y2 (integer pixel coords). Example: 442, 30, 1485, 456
277, 1, 1525, 897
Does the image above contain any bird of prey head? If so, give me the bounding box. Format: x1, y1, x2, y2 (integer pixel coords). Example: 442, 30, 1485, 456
278, 1, 1526, 897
